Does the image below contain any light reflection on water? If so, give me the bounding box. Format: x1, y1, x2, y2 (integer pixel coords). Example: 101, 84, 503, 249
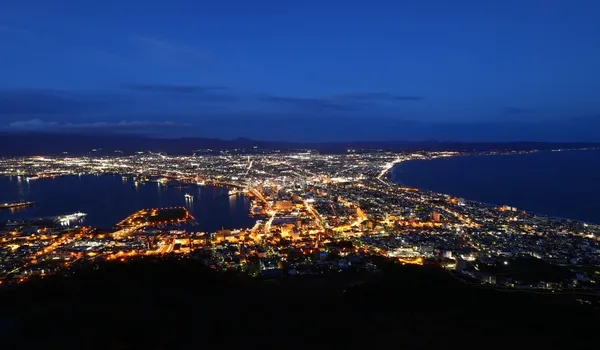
0, 175, 257, 232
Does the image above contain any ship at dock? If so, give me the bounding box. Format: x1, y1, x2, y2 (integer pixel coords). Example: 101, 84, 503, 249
53, 212, 87, 226
0, 201, 35, 210
6, 219, 26, 226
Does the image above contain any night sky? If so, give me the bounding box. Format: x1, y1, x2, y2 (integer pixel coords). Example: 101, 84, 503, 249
1, 0, 599, 142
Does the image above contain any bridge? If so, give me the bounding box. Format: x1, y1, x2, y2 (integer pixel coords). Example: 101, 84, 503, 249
204, 180, 269, 205
155, 175, 270, 207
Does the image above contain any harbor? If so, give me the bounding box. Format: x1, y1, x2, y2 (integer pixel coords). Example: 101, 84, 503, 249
0, 175, 256, 233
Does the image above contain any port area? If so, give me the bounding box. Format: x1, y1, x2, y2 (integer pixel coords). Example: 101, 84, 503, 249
0, 202, 34, 210
116, 207, 194, 228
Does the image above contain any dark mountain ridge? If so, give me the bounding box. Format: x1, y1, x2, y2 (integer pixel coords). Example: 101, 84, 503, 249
1, 132, 598, 156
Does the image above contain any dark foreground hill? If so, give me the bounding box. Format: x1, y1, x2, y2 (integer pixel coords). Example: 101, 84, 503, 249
1, 256, 597, 349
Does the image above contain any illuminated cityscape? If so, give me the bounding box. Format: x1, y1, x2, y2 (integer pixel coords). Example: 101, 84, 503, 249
0, 148, 599, 293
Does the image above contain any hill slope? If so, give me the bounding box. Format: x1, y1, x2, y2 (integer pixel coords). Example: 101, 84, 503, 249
1, 257, 597, 349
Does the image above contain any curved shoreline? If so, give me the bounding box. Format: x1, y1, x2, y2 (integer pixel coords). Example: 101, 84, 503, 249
386, 148, 593, 186
384, 149, 599, 224
0, 174, 258, 231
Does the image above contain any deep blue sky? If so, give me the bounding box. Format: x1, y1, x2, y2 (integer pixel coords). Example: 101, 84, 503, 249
1, 0, 599, 142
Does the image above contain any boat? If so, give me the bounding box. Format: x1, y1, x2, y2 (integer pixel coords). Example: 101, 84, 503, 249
184, 193, 195, 200
56, 212, 87, 226
6, 220, 25, 226
229, 189, 240, 197
26, 176, 39, 181
0, 201, 34, 210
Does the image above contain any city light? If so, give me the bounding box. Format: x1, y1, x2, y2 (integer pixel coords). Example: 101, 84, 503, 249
0, 149, 597, 291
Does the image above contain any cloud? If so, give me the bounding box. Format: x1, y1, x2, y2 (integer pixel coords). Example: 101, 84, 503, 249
259, 91, 424, 114
571, 114, 600, 121
0, 90, 108, 115
260, 95, 365, 112
121, 83, 229, 94
334, 93, 424, 101
0, 25, 14, 33
7, 119, 189, 135
0, 85, 423, 120
4, 116, 600, 142
77, 47, 121, 62
0, 86, 427, 134
130, 35, 209, 62
120, 83, 237, 102
569, 114, 600, 127
0, 24, 34, 39
8, 119, 58, 129
503, 107, 535, 115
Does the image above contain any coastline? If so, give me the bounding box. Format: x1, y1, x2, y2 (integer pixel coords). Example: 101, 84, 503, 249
386, 147, 596, 182
0, 175, 258, 231
384, 148, 600, 225
385, 147, 596, 186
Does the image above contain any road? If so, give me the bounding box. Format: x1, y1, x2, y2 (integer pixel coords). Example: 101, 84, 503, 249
304, 200, 324, 231
112, 224, 146, 239
376, 157, 402, 187
264, 211, 276, 233
331, 197, 367, 232
206, 180, 269, 206
153, 239, 175, 254
249, 220, 262, 233
244, 159, 253, 176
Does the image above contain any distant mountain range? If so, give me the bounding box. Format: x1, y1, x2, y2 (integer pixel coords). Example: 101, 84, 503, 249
1, 132, 598, 156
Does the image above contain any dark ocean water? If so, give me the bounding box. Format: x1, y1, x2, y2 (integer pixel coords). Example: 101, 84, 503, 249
392, 150, 600, 224
0, 175, 256, 231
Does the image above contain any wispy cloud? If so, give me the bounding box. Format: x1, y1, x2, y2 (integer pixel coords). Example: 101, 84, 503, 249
77, 47, 121, 61
0, 24, 34, 39
0, 89, 108, 115
119, 83, 238, 102
569, 114, 600, 124
121, 83, 229, 94
7, 119, 189, 135
504, 107, 535, 115
260, 95, 365, 113
0, 86, 427, 134
334, 93, 424, 101
8, 119, 59, 129
130, 35, 209, 62
259, 91, 423, 113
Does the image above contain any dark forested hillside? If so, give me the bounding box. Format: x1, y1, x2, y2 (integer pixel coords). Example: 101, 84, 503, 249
1, 256, 597, 349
